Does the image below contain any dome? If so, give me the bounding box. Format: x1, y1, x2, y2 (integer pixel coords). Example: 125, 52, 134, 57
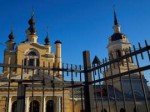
55, 40, 62, 44
8, 31, 14, 40
44, 36, 50, 45
110, 33, 126, 41
28, 16, 35, 25
28, 26, 36, 34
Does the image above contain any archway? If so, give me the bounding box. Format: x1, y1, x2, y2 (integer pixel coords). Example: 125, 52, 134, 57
12, 101, 17, 112
29, 100, 40, 112
46, 100, 54, 112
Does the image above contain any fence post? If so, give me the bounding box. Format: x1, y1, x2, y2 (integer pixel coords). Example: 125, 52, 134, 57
83, 51, 95, 112
17, 82, 26, 112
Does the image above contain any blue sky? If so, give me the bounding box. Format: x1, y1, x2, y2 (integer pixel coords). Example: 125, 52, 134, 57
0, 0, 150, 81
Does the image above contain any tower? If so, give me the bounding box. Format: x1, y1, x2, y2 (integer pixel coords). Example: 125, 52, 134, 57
105, 9, 149, 97
4, 29, 16, 74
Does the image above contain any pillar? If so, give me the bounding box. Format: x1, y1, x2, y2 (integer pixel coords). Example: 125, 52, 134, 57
40, 96, 46, 112
57, 97, 61, 112
8, 97, 12, 112
25, 96, 29, 112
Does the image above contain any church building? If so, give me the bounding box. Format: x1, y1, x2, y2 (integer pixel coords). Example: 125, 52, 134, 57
0, 15, 73, 112
0, 9, 149, 112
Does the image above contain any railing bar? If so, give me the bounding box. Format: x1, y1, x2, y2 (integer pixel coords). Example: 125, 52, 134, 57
133, 45, 150, 112
109, 57, 118, 112
103, 59, 111, 112
138, 42, 144, 60
129, 47, 134, 63
88, 65, 150, 85
67, 64, 69, 76
117, 59, 126, 110
42, 62, 45, 112
21, 60, 24, 80
6, 67, 11, 112
62, 63, 65, 112
31, 68, 34, 112
80, 65, 84, 111
125, 50, 137, 111
145, 40, 150, 61
86, 45, 150, 72
92, 65, 98, 112
71, 64, 75, 112
52, 63, 55, 112
97, 67, 104, 112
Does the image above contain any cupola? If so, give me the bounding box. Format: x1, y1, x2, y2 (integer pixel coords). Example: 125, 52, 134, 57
26, 13, 38, 43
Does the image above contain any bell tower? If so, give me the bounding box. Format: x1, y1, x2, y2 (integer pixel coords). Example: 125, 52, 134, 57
107, 9, 131, 61
105, 9, 149, 97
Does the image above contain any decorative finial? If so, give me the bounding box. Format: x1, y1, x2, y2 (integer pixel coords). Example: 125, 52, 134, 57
28, 9, 36, 35
8, 25, 15, 40
114, 5, 119, 25
45, 27, 50, 45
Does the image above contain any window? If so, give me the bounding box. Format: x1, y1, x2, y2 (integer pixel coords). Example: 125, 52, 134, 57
30, 100, 39, 112
24, 50, 40, 67
29, 59, 34, 66
12, 101, 17, 112
28, 51, 37, 56
46, 100, 54, 112
116, 50, 121, 58
120, 108, 126, 112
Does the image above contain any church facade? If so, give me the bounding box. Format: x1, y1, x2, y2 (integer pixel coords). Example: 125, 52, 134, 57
0, 15, 73, 112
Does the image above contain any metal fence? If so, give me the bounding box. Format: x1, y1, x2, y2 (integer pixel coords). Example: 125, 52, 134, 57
0, 40, 150, 112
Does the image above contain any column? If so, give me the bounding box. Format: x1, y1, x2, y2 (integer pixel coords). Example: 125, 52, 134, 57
40, 96, 46, 112
8, 97, 12, 112
34, 58, 37, 74
25, 96, 30, 112
34, 58, 37, 66
58, 97, 61, 112
43, 97, 46, 112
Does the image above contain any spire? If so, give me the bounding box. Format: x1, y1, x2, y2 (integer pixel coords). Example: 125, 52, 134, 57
114, 10, 118, 25
113, 6, 121, 33
44, 28, 50, 45
92, 56, 101, 65
114, 6, 119, 25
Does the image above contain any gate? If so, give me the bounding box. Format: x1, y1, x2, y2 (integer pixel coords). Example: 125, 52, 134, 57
0, 40, 150, 112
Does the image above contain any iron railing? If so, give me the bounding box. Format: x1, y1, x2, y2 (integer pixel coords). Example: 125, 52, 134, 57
0, 40, 149, 112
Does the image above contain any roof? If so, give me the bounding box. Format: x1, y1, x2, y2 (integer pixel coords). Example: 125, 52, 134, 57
111, 33, 126, 41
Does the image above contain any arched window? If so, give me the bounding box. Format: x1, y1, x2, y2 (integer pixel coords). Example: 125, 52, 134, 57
30, 100, 39, 112
120, 108, 126, 112
101, 109, 107, 112
12, 101, 17, 112
28, 51, 37, 56
46, 100, 54, 112
24, 50, 40, 67
116, 50, 121, 58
